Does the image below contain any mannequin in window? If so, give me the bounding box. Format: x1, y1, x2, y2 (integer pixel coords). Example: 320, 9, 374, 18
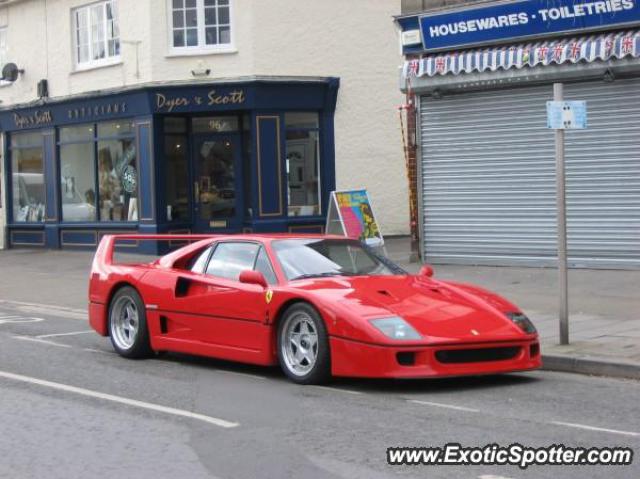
98, 148, 119, 220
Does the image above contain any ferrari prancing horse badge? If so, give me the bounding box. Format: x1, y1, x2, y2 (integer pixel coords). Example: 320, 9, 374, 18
265, 289, 273, 304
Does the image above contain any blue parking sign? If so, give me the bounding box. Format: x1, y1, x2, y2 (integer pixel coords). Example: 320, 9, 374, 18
547, 101, 587, 129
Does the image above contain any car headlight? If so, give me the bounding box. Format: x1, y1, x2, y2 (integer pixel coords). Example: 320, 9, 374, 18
370, 317, 421, 340
506, 312, 537, 334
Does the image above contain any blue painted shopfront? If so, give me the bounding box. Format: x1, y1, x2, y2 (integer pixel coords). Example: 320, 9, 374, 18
0, 78, 339, 250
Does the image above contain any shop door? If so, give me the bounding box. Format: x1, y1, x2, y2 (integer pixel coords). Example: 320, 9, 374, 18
192, 134, 243, 232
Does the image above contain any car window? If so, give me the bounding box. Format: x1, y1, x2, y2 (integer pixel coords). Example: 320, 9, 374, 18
206, 242, 260, 281
189, 245, 213, 273
254, 247, 277, 285
272, 238, 403, 280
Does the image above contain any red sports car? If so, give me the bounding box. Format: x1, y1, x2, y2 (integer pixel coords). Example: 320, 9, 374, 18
89, 234, 541, 384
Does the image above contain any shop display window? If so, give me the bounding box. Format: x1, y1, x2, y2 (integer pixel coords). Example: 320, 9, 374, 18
11, 132, 45, 223
58, 120, 137, 223
61, 143, 97, 222
60, 125, 96, 222
164, 118, 190, 222
285, 112, 321, 217
97, 136, 138, 222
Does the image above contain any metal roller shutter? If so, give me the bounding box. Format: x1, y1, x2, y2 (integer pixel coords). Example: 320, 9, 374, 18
420, 78, 640, 268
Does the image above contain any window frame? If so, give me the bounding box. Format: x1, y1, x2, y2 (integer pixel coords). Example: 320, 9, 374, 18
253, 245, 277, 285
167, 0, 235, 56
58, 124, 98, 223
57, 119, 138, 224
284, 111, 322, 218
72, 0, 121, 71
204, 240, 261, 281
199, 240, 278, 284
9, 131, 46, 224
163, 117, 191, 223
189, 244, 215, 273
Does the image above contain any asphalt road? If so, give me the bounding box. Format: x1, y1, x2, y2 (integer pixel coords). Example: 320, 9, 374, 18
0, 299, 638, 479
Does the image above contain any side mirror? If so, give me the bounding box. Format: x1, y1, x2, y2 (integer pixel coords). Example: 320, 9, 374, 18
239, 270, 268, 288
419, 264, 434, 277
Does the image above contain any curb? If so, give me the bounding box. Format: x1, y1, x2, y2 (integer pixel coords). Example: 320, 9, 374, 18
542, 354, 640, 381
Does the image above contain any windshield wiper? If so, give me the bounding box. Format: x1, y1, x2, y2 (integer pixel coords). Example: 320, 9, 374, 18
291, 271, 357, 280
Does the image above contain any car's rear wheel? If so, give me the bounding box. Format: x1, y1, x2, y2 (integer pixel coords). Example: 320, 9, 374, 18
108, 286, 152, 358
277, 303, 330, 384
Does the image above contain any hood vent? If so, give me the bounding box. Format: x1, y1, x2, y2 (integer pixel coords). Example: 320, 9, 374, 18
377, 290, 399, 301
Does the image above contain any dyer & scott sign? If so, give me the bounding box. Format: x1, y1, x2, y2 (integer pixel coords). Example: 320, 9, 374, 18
155, 89, 246, 113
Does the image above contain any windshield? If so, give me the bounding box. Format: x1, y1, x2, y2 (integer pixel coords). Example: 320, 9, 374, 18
272, 238, 406, 281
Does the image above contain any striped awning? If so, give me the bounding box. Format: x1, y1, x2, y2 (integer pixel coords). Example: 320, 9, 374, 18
403, 30, 640, 79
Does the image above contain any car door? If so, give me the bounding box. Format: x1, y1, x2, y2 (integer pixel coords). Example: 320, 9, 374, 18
170, 241, 271, 353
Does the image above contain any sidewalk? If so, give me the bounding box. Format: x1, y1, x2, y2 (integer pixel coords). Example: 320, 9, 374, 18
386, 236, 640, 380
1, 241, 639, 379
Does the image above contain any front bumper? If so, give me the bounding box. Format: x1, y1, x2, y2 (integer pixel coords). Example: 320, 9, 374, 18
330, 336, 541, 378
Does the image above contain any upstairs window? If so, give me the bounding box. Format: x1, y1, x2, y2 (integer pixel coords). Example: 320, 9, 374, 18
170, 0, 232, 51
73, 0, 120, 68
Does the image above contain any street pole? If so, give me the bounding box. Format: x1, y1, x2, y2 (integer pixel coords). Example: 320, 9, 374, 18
554, 83, 569, 345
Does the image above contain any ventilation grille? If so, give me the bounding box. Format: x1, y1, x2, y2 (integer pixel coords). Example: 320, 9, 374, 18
435, 346, 521, 364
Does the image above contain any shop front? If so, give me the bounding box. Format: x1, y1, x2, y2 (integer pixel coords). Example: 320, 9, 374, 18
397, 1, 640, 268
0, 77, 338, 250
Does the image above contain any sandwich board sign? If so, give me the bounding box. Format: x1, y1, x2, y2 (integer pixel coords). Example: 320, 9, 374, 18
326, 189, 384, 247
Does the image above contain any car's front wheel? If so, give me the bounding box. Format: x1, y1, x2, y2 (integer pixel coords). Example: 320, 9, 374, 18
108, 286, 152, 358
277, 303, 331, 384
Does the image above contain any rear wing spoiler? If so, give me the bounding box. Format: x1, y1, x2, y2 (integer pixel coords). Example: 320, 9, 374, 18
95, 234, 218, 266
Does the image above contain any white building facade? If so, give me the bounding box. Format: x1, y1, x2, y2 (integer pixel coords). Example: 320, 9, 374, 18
0, 0, 407, 249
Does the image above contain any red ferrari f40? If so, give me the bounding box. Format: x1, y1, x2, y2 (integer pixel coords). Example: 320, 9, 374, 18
89, 234, 541, 384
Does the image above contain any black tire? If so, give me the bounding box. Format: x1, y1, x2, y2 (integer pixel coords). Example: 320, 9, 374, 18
277, 303, 331, 384
108, 286, 153, 359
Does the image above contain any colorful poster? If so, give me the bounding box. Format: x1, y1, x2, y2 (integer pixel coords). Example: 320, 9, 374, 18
327, 189, 383, 246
